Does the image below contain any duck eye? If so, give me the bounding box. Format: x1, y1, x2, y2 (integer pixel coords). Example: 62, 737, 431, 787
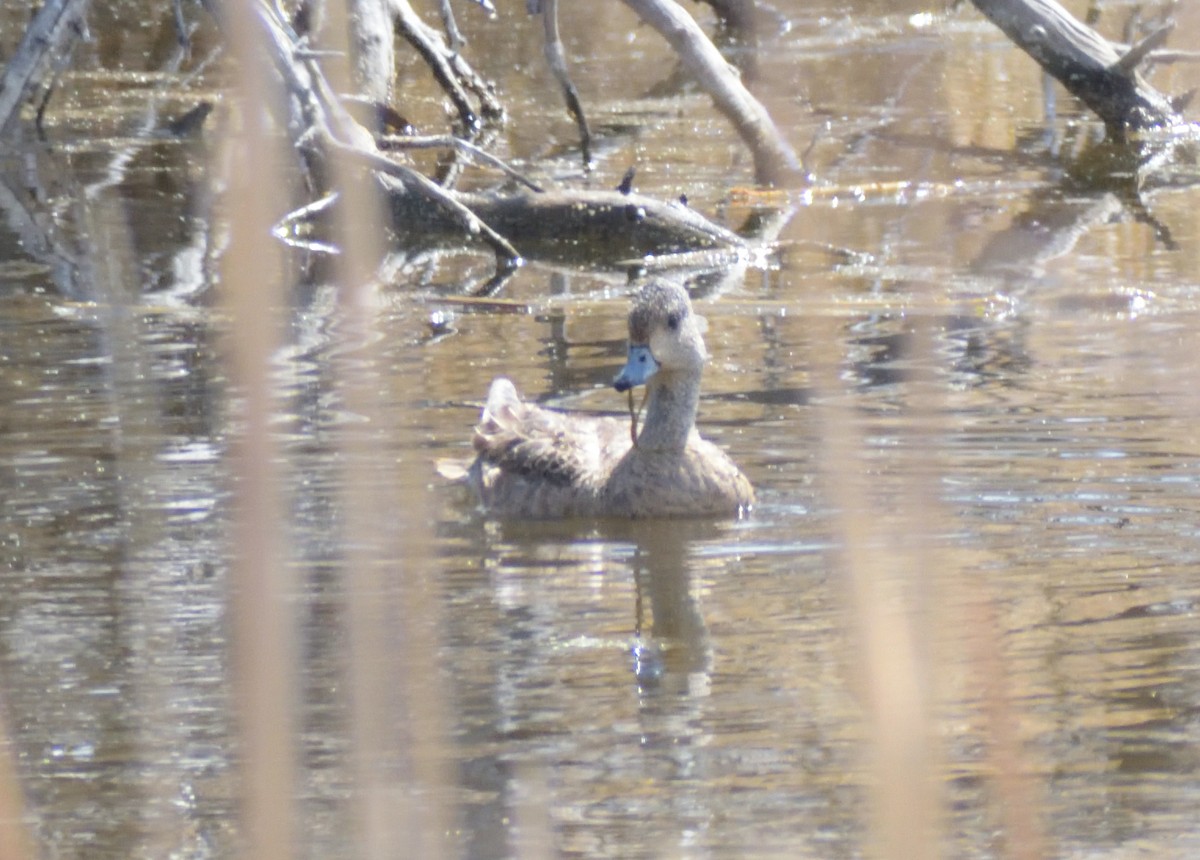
666, 312, 681, 331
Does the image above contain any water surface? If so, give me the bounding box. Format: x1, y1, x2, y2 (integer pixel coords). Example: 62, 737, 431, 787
2, 1, 1200, 858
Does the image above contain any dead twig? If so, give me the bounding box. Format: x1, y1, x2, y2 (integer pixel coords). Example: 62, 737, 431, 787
377, 133, 544, 192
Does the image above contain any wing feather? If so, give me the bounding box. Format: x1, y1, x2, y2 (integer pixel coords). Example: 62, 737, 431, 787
470, 379, 630, 515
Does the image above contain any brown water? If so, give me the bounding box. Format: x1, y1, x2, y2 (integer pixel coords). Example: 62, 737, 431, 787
3, 1, 1200, 858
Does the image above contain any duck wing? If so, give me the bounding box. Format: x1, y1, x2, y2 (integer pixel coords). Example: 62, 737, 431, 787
472, 378, 619, 490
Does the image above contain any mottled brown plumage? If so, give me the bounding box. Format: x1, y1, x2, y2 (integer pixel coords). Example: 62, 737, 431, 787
465, 282, 754, 519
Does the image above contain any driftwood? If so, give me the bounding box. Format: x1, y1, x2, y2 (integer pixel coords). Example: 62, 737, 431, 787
286, 182, 748, 269
254, 2, 524, 266
286, 181, 750, 278
969, 0, 1189, 137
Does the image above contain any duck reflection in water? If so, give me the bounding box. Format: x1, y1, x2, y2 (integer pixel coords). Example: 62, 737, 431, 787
629, 521, 715, 692
464, 281, 755, 519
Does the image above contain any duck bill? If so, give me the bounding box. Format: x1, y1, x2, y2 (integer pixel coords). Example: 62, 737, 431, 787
613, 345, 659, 392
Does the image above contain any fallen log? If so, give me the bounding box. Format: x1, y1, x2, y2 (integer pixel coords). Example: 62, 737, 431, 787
452, 188, 745, 264
282, 179, 748, 273
368, 182, 744, 266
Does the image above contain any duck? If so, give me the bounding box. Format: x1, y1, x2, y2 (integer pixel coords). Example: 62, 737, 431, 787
463, 281, 754, 519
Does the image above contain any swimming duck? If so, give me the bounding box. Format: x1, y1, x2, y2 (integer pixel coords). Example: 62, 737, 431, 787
465, 281, 754, 519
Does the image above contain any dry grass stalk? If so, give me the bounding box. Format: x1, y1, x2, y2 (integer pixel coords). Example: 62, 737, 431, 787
223, 4, 299, 859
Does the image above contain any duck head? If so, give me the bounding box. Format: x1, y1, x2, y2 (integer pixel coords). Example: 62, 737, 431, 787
613, 282, 708, 392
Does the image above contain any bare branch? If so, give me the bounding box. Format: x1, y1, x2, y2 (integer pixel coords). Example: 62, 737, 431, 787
0, 0, 90, 136
969, 0, 1187, 137
388, 0, 503, 129
537, 0, 592, 167
1114, 21, 1174, 76
378, 134, 544, 192
620, 0, 801, 186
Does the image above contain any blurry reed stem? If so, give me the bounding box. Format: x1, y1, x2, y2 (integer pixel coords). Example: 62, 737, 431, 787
903, 321, 1046, 860
961, 595, 1045, 860
0, 703, 33, 860
321, 1, 451, 857
223, 5, 297, 859
86, 189, 193, 855
813, 307, 1047, 859
810, 317, 940, 860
